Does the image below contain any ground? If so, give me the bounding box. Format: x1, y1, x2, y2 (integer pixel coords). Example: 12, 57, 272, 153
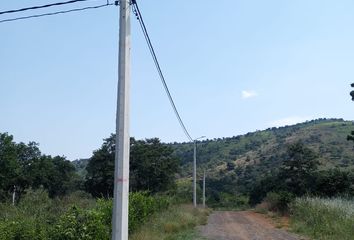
198, 211, 305, 240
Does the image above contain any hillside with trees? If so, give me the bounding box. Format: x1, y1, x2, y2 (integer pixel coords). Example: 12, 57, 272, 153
73, 118, 354, 207
1, 118, 354, 239
173, 118, 354, 175
170, 118, 354, 206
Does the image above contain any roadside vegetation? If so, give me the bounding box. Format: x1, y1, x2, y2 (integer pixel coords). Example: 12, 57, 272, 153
0, 132, 209, 239
291, 197, 354, 240
130, 204, 210, 240
0, 190, 170, 239
2, 118, 354, 239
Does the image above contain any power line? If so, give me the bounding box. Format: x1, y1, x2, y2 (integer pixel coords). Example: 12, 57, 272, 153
0, 0, 96, 15
0, 3, 113, 24
132, 1, 194, 142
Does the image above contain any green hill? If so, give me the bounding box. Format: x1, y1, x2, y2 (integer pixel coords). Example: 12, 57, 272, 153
74, 118, 354, 203
170, 118, 354, 194
77, 118, 354, 181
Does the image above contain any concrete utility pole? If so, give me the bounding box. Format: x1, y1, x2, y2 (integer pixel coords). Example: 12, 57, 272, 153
193, 136, 205, 208
203, 170, 206, 208
12, 185, 16, 206
112, 0, 131, 240
193, 141, 197, 207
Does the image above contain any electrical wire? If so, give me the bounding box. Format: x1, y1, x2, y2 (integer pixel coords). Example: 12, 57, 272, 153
0, 3, 113, 23
0, 0, 96, 15
132, 1, 194, 142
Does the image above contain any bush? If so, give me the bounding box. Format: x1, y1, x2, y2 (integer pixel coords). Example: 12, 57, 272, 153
170, 179, 194, 204
0, 190, 171, 239
51, 205, 110, 240
210, 192, 249, 210
51, 192, 170, 238
0, 189, 52, 240
264, 191, 294, 214
0, 218, 48, 240
129, 192, 170, 232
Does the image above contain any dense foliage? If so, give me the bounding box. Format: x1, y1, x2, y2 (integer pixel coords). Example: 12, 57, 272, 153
0, 133, 80, 201
2, 118, 354, 239
170, 119, 354, 207
85, 135, 179, 197
249, 142, 354, 206
0, 189, 170, 240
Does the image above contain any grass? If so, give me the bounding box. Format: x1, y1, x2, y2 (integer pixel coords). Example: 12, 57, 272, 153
129, 204, 210, 240
253, 204, 290, 230
290, 197, 354, 240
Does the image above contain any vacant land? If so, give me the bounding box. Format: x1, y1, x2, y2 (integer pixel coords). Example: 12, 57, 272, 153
199, 211, 303, 240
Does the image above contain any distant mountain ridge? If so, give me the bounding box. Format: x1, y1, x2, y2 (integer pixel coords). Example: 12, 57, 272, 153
74, 118, 354, 183
170, 118, 354, 179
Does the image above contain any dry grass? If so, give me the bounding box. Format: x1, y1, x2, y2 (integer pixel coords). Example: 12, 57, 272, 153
291, 197, 354, 240
130, 204, 210, 240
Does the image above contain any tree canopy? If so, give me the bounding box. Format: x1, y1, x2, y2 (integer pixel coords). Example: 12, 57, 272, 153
0, 132, 78, 201
85, 135, 179, 197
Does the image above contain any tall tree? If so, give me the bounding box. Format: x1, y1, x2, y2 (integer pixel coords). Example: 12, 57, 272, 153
279, 141, 319, 195
0, 133, 19, 200
85, 135, 179, 197
15, 142, 41, 194
85, 135, 115, 198
130, 138, 179, 193
0, 132, 79, 201
28, 155, 77, 197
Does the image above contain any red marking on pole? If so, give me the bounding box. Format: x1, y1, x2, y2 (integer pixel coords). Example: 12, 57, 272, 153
117, 178, 128, 183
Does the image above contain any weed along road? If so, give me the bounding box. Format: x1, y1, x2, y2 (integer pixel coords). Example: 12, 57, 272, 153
198, 211, 304, 240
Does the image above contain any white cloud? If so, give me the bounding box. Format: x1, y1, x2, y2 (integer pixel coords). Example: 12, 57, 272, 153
270, 116, 312, 127
241, 90, 258, 99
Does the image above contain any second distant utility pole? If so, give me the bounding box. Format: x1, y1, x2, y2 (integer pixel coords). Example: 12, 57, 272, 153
203, 170, 206, 208
193, 136, 205, 207
193, 141, 197, 207
112, 1, 131, 240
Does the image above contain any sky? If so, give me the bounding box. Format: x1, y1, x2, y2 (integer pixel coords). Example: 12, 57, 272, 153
1, 0, 354, 160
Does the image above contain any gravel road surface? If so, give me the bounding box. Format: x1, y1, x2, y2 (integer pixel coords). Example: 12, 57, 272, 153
198, 211, 304, 240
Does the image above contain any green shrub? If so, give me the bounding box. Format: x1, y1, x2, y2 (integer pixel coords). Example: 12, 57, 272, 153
0, 190, 170, 239
0, 218, 48, 240
210, 192, 249, 210
129, 192, 170, 232
0, 189, 53, 240
265, 191, 294, 214
51, 206, 110, 240
170, 179, 193, 204
50, 192, 170, 238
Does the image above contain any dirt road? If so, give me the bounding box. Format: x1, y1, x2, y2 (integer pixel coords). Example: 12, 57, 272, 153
198, 211, 304, 240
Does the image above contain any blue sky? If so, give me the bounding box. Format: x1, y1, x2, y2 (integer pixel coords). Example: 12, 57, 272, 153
1, 0, 354, 160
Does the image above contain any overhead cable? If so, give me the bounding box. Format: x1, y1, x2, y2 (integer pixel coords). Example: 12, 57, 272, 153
132, 1, 194, 142
0, 3, 113, 24
0, 0, 96, 15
